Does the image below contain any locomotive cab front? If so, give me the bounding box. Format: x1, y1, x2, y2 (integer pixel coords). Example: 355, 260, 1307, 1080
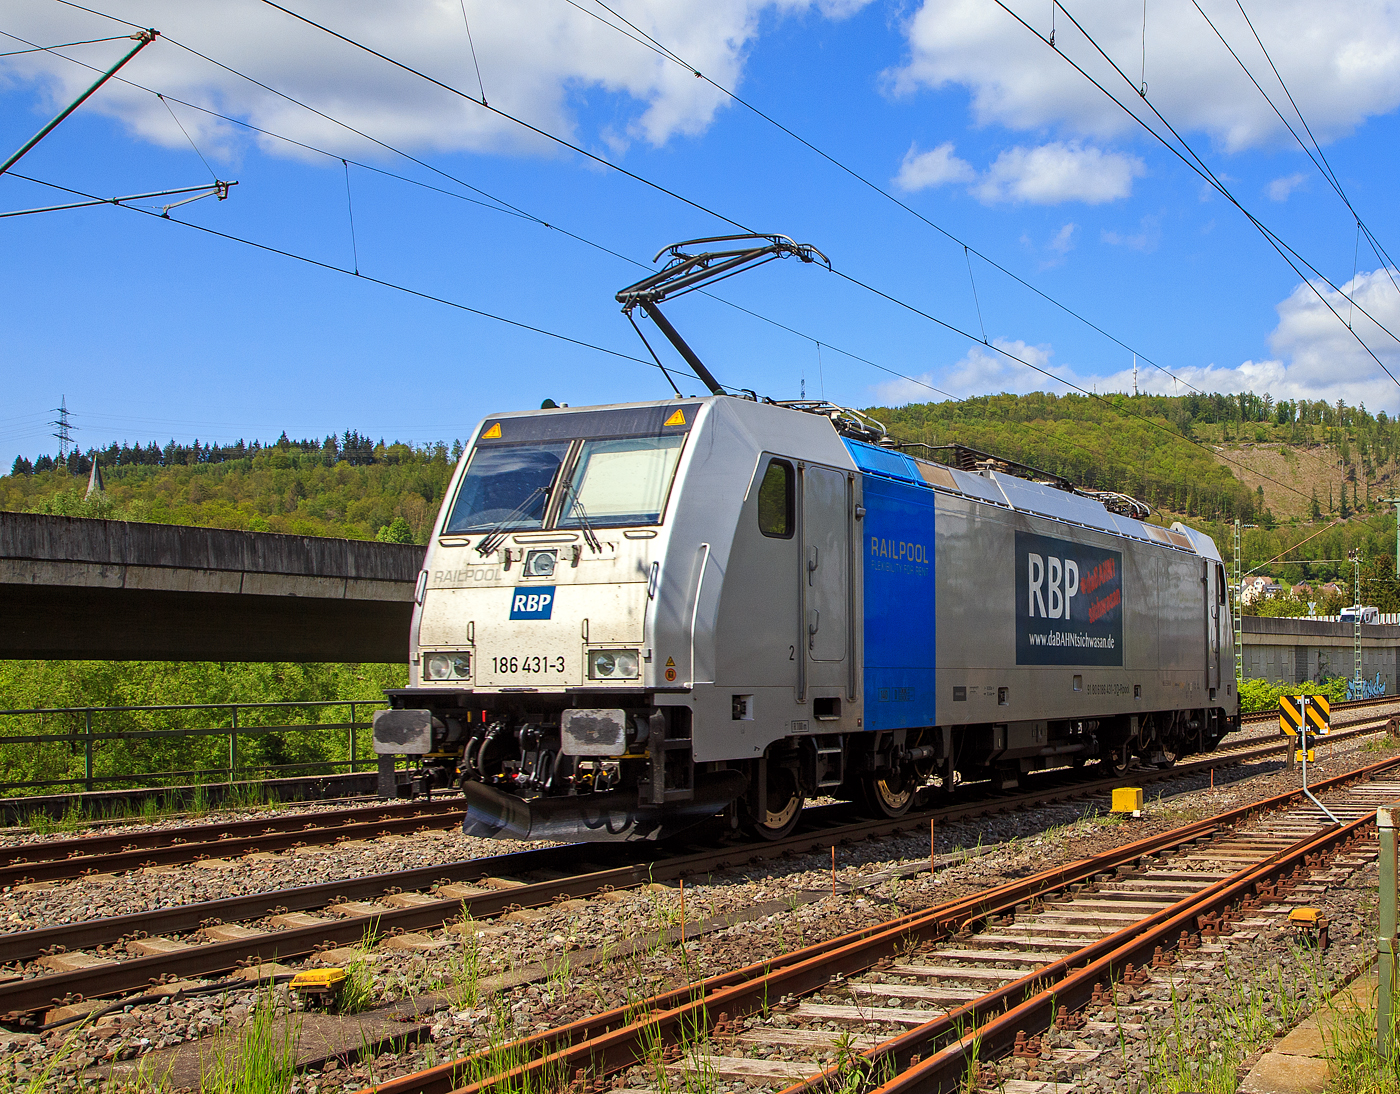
377, 398, 754, 840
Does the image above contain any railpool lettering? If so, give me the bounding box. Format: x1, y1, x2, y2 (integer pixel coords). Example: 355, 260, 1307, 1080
869, 537, 928, 563
434, 567, 500, 585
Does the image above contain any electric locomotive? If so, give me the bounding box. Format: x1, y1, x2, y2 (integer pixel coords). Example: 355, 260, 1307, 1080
372, 236, 1239, 841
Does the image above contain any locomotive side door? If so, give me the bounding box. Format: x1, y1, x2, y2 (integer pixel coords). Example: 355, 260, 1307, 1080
1207, 561, 1224, 692
801, 464, 850, 687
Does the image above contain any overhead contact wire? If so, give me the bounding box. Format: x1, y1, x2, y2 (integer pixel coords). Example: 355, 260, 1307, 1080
9, 24, 964, 418
827, 265, 1317, 504
993, 0, 1400, 393
575, 0, 1204, 396
25, 2, 1279, 505
8, 173, 691, 386
1200, 0, 1400, 303
251, 0, 751, 234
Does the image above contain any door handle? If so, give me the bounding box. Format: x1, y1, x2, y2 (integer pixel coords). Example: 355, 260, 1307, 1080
808, 609, 819, 648
808, 545, 819, 584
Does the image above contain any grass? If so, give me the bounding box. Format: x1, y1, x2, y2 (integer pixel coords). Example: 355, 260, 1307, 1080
202, 985, 302, 1094
3, 1020, 100, 1093
448, 993, 566, 1094
1136, 944, 1329, 1094
1322, 981, 1400, 1094
4, 777, 280, 832
335, 925, 380, 1015
827, 1030, 896, 1094
447, 909, 487, 1010
640, 1006, 719, 1094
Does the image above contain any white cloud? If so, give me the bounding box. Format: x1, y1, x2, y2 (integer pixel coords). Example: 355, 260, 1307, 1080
0, 0, 872, 161
972, 142, 1143, 204
873, 268, 1400, 412
894, 141, 975, 190
1101, 214, 1162, 252
1268, 172, 1309, 201
1048, 222, 1077, 255
889, 0, 1400, 153
894, 138, 1137, 205
873, 337, 1063, 404
1077, 268, 1400, 409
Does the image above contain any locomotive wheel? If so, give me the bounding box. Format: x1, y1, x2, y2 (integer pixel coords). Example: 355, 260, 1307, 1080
1155, 746, 1180, 769
748, 768, 803, 840
1106, 745, 1132, 776
862, 771, 915, 818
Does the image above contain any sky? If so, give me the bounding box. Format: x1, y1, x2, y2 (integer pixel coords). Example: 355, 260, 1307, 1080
4, 0, 1400, 469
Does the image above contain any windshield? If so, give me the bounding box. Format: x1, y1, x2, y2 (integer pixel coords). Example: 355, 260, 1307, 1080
558, 435, 684, 528
443, 442, 569, 533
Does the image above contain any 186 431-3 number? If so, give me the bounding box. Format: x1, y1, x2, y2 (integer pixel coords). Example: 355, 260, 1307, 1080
492, 655, 566, 674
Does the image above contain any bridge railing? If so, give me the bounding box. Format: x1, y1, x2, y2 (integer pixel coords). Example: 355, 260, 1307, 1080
0, 698, 387, 796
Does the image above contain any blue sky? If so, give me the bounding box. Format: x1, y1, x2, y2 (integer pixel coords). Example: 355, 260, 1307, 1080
4, 0, 1400, 469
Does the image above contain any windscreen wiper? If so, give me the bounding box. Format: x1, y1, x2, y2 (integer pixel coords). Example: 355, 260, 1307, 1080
474, 487, 547, 557
562, 483, 602, 554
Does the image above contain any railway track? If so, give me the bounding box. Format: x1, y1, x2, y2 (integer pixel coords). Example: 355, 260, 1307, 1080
0, 712, 1392, 1027
363, 755, 1398, 1094
0, 790, 470, 874
4, 697, 1393, 890
1239, 692, 1398, 725
0, 795, 470, 884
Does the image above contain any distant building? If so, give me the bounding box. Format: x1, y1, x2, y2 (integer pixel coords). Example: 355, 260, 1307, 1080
1291, 583, 1313, 598
1240, 574, 1283, 606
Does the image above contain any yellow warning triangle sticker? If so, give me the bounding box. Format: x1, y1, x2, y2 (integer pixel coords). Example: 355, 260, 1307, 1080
665, 656, 675, 667
663, 409, 686, 427
481, 422, 502, 439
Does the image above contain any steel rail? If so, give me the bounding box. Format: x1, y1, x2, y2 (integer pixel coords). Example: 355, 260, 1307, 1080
1240, 692, 1398, 725
1, 712, 1390, 999
358, 753, 1400, 1094
4, 695, 1386, 884
0, 806, 469, 887
798, 810, 1375, 1094
0, 797, 468, 872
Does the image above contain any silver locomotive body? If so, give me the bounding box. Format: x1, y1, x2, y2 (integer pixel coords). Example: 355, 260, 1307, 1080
376, 395, 1237, 840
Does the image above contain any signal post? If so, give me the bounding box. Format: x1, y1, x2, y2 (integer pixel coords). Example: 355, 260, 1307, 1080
1279, 693, 1336, 824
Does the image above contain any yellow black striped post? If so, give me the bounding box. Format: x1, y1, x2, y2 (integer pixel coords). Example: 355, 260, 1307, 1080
1305, 695, 1331, 736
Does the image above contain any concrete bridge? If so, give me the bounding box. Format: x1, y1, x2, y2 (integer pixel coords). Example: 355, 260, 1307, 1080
1243, 615, 1398, 695
0, 513, 423, 661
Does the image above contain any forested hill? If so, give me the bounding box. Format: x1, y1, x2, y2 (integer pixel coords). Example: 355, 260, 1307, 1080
4, 391, 1400, 566
1, 431, 460, 543
872, 390, 1400, 529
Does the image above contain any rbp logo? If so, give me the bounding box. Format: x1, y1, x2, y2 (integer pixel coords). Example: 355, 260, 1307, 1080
509, 587, 555, 620
1027, 554, 1079, 619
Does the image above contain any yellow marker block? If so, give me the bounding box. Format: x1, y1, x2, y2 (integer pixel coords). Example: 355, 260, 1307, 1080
1111, 787, 1143, 813
1289, 907, 1320, 925
290, 968, 346, 993
1295, 749, 1315, 763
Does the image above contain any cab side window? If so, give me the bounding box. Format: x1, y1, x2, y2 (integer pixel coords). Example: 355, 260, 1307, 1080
757, 459, 794, 538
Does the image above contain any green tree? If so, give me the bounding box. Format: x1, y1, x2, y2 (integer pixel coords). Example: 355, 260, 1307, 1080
376, 517, 415, 543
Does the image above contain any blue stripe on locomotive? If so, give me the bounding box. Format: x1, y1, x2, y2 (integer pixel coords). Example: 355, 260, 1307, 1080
844, 441, 938, 731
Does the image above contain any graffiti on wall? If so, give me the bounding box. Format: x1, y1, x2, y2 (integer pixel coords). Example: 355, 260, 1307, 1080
1347, 673, 1388, 701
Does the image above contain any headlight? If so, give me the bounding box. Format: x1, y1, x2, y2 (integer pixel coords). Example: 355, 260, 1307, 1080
524, 549, 556, 577
588, 649, 639, 679
425, 652, 471, 680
